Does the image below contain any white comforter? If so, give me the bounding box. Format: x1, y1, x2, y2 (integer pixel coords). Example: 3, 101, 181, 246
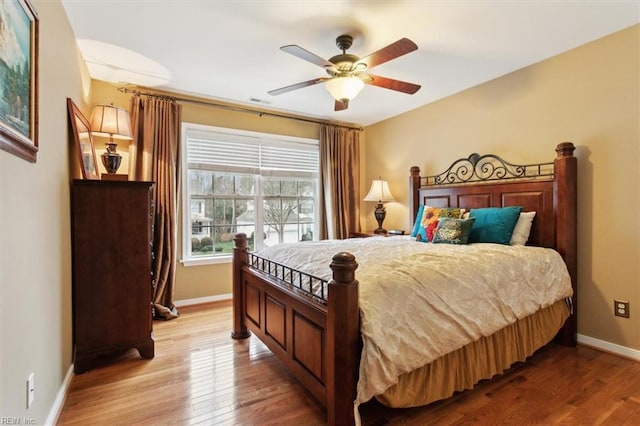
256, 236, 573, 410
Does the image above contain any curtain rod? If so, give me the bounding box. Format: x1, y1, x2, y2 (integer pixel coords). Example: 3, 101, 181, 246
118, 87, 364, 131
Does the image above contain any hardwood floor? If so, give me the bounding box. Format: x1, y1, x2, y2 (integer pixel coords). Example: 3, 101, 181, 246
57, 301, 640, 425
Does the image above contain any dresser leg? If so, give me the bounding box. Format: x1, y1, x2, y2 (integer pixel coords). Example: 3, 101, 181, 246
73, 351, 91, 374
137, 338, 155, 359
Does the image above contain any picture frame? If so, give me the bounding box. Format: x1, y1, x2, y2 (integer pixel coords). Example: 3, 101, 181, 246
0, 0, 39, 162
67, 98, 100, 180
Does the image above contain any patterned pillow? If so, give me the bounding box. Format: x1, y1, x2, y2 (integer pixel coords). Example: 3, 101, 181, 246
417, 207, 463, 242
432, 217, 476, 244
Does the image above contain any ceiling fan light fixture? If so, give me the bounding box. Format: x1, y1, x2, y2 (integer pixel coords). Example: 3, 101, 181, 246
325, 76, 365, 102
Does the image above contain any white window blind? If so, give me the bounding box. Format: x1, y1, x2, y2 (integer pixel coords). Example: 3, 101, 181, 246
186, 127, 318, 175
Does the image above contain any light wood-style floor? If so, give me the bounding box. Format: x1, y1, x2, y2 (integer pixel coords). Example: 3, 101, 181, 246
57, 301, 640, 425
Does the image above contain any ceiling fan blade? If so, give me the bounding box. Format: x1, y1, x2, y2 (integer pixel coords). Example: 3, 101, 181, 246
280, 45, 334, 68
365, 74, 421, 94
356, 38, 418, 69
268, 78, 328, 96
334, 99, 349, 111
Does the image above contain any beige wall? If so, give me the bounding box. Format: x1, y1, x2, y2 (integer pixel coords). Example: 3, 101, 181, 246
0, 0, 90, 421
365, 25, 640, 350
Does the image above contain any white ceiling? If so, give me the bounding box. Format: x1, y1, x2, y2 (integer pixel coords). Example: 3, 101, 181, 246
61, 1, 639, 127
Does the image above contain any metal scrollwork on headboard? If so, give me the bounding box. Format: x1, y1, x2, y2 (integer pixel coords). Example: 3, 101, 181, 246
424, 152, 555, 186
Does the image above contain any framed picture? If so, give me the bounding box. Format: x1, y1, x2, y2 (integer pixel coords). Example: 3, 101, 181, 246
0, 0, 39, 162
67, 98, 100, 180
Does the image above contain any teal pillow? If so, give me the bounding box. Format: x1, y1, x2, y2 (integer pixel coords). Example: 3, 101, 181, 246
468, 206, 522, 244
410, 204, 425, 237
432, 217, 475, 244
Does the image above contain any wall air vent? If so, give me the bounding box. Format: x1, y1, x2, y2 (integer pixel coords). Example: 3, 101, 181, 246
249, 97, 271, 105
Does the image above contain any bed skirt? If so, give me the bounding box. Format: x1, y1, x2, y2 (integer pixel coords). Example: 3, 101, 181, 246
376, 299, 570, 408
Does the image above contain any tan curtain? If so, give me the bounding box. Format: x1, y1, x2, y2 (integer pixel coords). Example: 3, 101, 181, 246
319, 124, 361, 239
129, 95, 181, 320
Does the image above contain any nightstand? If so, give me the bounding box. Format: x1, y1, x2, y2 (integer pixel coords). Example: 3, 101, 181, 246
349, 231, 378, 238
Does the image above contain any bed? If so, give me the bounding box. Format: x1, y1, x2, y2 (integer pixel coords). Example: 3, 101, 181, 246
231, 142, 577, 425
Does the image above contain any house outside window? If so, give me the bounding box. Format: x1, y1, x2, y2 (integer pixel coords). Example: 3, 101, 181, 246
182, 123, 319, 265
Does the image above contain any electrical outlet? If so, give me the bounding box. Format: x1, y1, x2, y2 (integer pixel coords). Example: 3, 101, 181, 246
26, 373, 34, 408
614, 300, 630, 318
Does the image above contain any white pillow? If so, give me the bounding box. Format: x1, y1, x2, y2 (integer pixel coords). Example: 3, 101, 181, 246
510, 211, 536, 245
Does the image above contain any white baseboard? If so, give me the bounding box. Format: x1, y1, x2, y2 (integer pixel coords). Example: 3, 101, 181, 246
577, 334, 640, 361
45, 365, 74, 425
174, 293, 232, 307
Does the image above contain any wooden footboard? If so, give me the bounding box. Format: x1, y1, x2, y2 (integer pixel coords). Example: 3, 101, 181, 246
232, 234, 361, 426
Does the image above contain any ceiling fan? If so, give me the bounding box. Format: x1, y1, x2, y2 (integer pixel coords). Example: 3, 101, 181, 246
268, 34, 421, 111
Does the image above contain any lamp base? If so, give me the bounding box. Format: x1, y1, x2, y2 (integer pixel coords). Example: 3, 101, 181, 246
373, 202, 387, 235
101, 142, 122, 174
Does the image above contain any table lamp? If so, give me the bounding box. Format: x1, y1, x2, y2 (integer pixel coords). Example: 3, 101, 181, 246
363, 178, 395, 234
90, 104, 133, 174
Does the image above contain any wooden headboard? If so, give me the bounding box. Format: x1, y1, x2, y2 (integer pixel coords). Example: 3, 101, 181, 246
409, 142, 577, 345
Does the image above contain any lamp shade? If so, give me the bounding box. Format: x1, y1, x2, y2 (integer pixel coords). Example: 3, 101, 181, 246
89, 104, 133, 140
363, 179, 395, 203
325, 77, 365, 102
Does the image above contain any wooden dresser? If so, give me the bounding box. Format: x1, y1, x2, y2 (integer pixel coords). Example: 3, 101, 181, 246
71, 180, 155, 373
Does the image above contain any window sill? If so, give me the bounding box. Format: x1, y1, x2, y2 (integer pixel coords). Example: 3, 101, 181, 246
181, 255, 232, 267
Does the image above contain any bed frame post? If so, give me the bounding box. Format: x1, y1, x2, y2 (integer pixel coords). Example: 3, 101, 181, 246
553, 142, 578, 346
231, 233, 251, 339
409, 166, 421, 225
326, 252, 359, 426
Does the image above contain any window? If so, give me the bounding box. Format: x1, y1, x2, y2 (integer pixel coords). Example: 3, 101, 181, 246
182, 123, 319, 264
